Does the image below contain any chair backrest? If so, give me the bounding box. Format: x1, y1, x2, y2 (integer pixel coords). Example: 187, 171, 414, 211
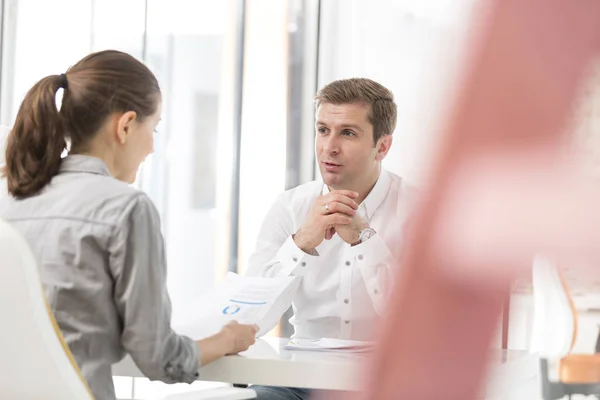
529, 255, 578, 358
0, 219, 93, 399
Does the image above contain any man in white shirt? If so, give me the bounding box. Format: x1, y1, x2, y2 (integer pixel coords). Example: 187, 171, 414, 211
247, 78, 413, 399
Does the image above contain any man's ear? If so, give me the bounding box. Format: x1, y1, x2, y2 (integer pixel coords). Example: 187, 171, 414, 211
375, 135, 393, 161
116, 111, 137, 145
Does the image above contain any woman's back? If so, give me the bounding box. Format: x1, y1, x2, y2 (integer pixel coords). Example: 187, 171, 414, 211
0, 154, 164, 399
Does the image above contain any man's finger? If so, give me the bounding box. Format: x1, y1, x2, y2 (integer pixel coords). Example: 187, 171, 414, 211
328, 189, 358, 198
325, 213, 352, 226
325, 201, 356, 216
325, 227, 336, 240
323, 194, 359, 210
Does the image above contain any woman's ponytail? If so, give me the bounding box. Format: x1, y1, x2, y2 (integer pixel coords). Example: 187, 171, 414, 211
2, 74, 67, 198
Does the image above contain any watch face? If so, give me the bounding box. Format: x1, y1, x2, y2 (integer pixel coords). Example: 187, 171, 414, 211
360, 228, 376, 241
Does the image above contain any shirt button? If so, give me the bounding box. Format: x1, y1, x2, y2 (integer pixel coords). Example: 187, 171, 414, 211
345, 261, 351, 266
301, 262, 306, 267
293, 256, 298, 262
344, 299, 349, 304
374, 289, 379, 295
345, 320, 350, 324
358, 255, 364, 261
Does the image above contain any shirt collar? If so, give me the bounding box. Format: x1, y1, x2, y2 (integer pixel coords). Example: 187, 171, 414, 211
59, 154, 111, 177
322, 169, 392, 221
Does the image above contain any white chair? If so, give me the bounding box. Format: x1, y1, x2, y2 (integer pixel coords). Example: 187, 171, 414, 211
530, 255, 577, 358
0, 219, 255, 400
530, 255, 600, 386
0, 218, 94, 398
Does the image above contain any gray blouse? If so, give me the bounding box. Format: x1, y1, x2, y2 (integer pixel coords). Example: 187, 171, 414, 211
0, 155, 199, 400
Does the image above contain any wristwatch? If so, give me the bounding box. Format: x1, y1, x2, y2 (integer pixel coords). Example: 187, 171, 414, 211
354, 227, 376, 245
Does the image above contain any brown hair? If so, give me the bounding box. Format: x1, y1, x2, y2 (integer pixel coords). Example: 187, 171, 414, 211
314, 78, 397, 143
2, 50, 160, 199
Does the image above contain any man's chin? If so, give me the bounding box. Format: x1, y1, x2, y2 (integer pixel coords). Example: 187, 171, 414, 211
321, 173, 344, 188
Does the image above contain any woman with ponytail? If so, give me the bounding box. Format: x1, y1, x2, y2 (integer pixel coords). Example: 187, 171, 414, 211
0, 50, 257, 400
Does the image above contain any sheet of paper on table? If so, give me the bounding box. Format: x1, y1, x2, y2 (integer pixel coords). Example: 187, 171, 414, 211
284, 338, 374, 353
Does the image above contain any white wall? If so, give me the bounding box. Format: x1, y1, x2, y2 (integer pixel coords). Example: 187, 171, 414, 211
318, 0, 476, 185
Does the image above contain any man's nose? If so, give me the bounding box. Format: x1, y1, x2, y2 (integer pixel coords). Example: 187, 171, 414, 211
323, 134, 340, 154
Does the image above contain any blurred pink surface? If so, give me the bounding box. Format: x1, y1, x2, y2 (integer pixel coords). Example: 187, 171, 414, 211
322, 0, 600, 399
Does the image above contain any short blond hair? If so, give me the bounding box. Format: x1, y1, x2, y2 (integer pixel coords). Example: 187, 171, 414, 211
315, 78, 397, 143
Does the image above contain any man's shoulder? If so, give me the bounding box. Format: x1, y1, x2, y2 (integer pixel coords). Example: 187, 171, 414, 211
385, 169, 415, 190
383, 169, 419, 204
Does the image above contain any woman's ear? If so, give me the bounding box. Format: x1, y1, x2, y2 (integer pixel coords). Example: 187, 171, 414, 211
116, 111, 137, 145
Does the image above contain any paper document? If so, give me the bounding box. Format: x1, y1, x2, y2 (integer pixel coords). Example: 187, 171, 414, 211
174, 272, 300, 339
285, 338, 374, 353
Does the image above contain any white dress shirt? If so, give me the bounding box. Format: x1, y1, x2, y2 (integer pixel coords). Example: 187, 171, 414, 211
246, 169, 414, 340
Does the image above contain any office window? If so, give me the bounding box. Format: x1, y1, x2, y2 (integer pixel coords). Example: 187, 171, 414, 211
91, 0, 146, 59
236, 0, 320, 279
191, 93, 219, 209
89, 0, 243, 317
0, 0, 92, 127
142, 0, 240, 320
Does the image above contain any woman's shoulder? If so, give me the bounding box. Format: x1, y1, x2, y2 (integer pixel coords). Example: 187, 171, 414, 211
39, 173, 156, 228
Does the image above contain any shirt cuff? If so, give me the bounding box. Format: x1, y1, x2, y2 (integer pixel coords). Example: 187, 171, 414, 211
275, 235, 319, 276
164, 335, 200, 383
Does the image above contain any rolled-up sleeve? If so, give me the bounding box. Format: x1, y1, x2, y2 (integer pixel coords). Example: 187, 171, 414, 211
108, 193, 199, 383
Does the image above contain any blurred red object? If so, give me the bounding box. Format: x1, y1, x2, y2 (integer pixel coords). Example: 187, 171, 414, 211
324, 0, 600, 399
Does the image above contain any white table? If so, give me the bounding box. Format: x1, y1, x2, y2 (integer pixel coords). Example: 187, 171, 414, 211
113, 337, 541, 397
114, 337, 364, 391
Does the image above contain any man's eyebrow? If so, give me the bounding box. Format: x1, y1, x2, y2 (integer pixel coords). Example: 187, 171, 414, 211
340, 124, 364, 132
315, 121, 363, 131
